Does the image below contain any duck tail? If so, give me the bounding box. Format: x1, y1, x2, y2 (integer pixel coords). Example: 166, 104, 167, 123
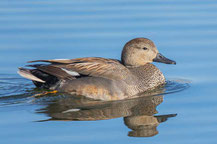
17, 67, 59, 89
18, 67, 45, 83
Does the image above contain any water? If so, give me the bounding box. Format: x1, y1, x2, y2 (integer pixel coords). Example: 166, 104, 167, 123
1, 0, 217, 143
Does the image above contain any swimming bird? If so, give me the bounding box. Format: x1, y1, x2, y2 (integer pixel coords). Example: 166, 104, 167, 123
18, 38, 176, 100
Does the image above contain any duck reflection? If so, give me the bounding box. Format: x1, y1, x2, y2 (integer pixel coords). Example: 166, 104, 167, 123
36, 91, 176, 137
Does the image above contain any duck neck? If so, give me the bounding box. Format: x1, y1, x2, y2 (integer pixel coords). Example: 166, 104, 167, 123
128, 63, 166, 91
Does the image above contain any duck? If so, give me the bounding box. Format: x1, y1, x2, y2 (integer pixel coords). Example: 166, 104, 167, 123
18, 38, 176, 100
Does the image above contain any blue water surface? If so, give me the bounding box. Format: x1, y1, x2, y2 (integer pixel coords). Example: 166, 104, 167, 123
1, 0, 217, 143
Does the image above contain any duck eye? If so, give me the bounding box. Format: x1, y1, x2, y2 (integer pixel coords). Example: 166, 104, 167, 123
143, 47, 148, 50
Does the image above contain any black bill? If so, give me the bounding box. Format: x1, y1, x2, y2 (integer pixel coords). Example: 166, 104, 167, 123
153, 53, 176, 64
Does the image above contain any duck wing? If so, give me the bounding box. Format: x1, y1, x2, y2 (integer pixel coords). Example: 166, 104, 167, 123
28, 57, 131, 80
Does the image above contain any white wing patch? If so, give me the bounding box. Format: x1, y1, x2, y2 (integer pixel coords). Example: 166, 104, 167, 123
61, 68, 80, 76
62, 108, 80, 113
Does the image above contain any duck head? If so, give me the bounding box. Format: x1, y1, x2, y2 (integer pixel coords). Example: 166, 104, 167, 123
121, 38, 176, 66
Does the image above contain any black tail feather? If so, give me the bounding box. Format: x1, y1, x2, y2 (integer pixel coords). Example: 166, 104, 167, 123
31, 69, 59, 89
18, 68, 59, 89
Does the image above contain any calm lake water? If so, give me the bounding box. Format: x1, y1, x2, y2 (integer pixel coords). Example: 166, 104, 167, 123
1, 0, 217, 143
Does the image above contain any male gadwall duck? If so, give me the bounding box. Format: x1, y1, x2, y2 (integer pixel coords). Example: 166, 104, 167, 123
18, 38, 176, 100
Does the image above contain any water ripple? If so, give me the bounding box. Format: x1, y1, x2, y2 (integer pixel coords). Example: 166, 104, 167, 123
0, 74, 34, 106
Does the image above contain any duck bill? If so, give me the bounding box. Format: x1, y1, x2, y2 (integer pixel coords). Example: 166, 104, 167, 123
153, 53, 176, 64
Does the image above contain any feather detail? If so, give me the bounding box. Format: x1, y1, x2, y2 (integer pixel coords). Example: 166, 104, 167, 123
27, 57, 132, 80
17, 68, 45, 83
